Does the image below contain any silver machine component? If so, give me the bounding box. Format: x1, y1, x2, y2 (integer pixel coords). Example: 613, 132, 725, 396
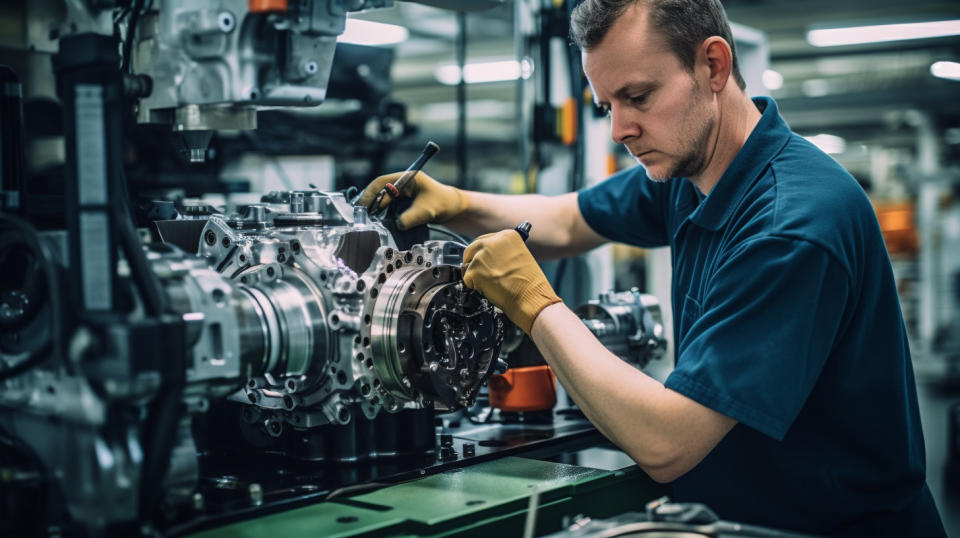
575, 288, 668, 371
198, 191, 504, 433
131, 0, 393, 161
0, 191, 504, 535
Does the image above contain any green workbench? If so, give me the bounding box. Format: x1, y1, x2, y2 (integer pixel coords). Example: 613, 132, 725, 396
188, 457, 666, 537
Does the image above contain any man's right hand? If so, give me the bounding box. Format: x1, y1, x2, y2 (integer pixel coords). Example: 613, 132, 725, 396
357, 171, 468, 231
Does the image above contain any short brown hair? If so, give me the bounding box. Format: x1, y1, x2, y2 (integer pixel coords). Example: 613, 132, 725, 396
571, 0, 747, 90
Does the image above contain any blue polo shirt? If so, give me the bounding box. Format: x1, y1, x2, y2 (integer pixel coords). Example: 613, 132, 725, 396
577, 97, 945, 536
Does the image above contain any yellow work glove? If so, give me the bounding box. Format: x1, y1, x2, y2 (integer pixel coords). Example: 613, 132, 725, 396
462, 229, 561, 335
357, 171, 468, 231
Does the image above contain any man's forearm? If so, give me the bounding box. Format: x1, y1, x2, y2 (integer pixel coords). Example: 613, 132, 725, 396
447, 191, 603, 260
530, 302, 736, 483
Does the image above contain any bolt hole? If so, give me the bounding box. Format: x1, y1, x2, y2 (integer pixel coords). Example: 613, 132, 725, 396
432, 268, 440, 279
239, 254, 246, 262
283, 395, 294, 409
417, 256, 424, 264
378, 273, 387, 283
331, 314, 340, 325
266, 267, 275, 278
404, 252, 413, 263
286, 379, 296, 390
357, 280, 366, 291
364, 314, 371, 325
337, 371, 347, 384
370, 288, 379, 298
365, 358, 373, 369
363, 337, 370, 347
320, 272, 327, 281
385, 249, 394, 260
221, 237, 231, 248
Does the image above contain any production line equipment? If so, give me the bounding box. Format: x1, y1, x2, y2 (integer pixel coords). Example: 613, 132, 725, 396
0, 0, 671, 535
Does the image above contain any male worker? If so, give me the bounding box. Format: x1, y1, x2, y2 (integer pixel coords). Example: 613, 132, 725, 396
360, 0, 946, 535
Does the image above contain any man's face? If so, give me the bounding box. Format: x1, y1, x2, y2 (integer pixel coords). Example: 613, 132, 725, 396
583, 4, 716, 182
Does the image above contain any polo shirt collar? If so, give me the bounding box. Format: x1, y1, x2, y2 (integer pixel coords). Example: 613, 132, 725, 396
687, 96, 791, 231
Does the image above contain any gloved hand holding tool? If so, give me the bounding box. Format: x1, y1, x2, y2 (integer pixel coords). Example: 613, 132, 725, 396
356, 141, 467, 231
462, 222, 561, 334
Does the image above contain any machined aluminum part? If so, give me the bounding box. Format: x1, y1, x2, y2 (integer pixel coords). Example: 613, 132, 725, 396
148, 250, 266, 398
196, 191, 504, 432
362, 245, 503, 413
575, 288, 668, 371
132, 0, 393, 129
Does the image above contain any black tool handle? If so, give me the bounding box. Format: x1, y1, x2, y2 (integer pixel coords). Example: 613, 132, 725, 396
514, 221, 532, 242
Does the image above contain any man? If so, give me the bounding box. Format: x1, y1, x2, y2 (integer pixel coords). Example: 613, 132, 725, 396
359, 0, 946, 535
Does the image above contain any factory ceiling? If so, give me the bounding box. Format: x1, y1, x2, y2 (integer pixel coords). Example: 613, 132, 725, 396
352, 0, 960, 166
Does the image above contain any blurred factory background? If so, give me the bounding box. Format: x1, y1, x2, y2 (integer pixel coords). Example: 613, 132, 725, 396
1, 0, 959, 536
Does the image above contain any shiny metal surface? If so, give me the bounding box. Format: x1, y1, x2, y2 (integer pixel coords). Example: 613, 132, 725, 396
575, 288, 668, 372
197, 190, 505, 429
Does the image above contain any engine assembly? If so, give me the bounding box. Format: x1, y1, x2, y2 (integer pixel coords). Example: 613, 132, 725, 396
576, 288, 667, 371
0, 190, 505, 534
197, 191, 504, 430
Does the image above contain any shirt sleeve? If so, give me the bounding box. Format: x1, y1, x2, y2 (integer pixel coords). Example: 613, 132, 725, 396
665, 235, 850, 441
577, 166, 672, 247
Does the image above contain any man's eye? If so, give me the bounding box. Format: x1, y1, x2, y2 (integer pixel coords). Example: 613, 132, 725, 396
630, 94, 648, 105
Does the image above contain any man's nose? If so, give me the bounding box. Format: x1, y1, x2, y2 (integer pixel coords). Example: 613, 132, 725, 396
610, 108, 641, 144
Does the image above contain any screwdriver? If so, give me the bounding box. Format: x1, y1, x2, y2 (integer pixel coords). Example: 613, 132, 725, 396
368, 141, 440, 215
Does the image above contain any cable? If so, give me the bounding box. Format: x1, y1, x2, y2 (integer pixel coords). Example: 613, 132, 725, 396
115, 163, 168, 316
426, 224, 471, 245
120, 0, 145, 74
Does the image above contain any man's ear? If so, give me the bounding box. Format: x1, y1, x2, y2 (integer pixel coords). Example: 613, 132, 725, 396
700, 37, 732, 93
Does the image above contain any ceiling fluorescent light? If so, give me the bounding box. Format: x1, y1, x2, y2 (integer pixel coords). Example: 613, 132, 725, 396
807, 19, 960, 47
931, 60, 960, 81
435, 59, 534, 85
338, 19, 409, 46
762, 69, 783, 90
805, 134, 846, 154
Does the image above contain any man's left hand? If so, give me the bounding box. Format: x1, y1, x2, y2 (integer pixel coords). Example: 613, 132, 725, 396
462, 229, 561, 334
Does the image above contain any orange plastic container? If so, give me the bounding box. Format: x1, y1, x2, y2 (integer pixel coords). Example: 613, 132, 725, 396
249, 0, 287, 13
488, 366, 556, 412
